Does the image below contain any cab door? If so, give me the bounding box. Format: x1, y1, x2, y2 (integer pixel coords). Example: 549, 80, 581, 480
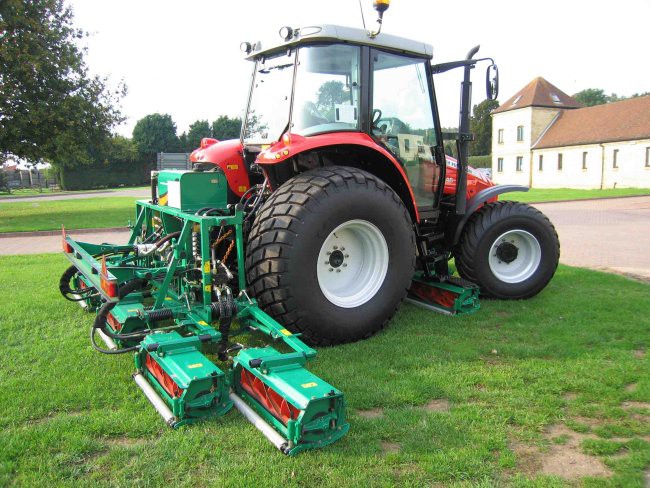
370, 49, 442, 213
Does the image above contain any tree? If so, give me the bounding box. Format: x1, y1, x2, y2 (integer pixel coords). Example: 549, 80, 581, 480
177, 132, 189, 152
186, 120, 212, 151
572, 88, 609, 107
212, 116, 242, 140
316, 80, 347, 119
132, 114, 178, 159
469, 99, 499, 156
0, 0, 125, 167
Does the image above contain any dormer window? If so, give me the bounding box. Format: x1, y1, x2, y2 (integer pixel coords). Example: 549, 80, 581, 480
551, 93, 561, 104
511, 95, 522, 106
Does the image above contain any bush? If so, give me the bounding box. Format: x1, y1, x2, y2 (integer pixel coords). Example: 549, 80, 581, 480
468, 155, 492, 168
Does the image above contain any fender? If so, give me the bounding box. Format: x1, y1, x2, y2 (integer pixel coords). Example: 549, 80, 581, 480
452, 185, 529, 244
256, 132, 420, 221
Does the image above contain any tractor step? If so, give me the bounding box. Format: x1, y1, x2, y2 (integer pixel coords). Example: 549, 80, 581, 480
406, 272, 480, 315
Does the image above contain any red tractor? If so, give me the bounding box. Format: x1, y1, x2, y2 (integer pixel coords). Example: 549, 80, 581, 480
187, 17, 559, 346
58, 3, 560, 451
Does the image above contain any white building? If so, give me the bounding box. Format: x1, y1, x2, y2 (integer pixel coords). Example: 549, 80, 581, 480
491, 77, 650, 189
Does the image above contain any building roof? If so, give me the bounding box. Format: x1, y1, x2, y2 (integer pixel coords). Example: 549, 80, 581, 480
493, 77, 582, 114
534, 95, 650, 149
245, 24, 433, 61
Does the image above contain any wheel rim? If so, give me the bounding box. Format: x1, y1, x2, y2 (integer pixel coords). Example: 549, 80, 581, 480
317, 219, 389, 308
488, 230, 541, 283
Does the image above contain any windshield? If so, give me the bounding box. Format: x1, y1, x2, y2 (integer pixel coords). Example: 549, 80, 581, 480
243, 50, 296, 144
243, 44, 361, 144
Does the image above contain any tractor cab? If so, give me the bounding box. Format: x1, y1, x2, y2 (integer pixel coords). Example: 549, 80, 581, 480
240, 25, 445, 214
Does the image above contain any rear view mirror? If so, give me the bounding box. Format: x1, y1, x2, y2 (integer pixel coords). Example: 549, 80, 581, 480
486, 63, 499, 100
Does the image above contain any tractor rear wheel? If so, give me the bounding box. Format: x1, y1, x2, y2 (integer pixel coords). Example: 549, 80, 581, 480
454, 201, 560, 299
245, 166, 415, 346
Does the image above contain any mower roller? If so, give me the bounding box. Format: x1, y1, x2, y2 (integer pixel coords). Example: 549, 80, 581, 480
59, 2, 560, 454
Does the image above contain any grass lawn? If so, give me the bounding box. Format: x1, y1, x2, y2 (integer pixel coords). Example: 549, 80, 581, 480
0, 254, 648, 486
0, 197, 137, 233
502, 187, 650, 203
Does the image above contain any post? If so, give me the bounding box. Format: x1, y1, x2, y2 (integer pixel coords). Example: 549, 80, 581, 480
455, 45, 480, 216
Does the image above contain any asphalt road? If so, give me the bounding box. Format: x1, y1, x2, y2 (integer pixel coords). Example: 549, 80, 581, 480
1, 196, 649, 282
532, 196, 650, 281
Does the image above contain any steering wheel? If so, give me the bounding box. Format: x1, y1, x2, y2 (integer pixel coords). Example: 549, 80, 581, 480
372, 109, 382, 125
303, 101, 329, 126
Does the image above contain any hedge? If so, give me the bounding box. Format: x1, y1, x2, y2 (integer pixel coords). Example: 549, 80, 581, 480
60, 161, 153, 190
468, 155, 491, 168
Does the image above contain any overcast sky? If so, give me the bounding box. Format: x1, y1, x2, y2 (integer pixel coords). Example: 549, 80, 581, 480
70, 0, 650, 137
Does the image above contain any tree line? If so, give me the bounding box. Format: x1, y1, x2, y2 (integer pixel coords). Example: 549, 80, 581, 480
132, 114, 242, 159
572, 88, 649, 107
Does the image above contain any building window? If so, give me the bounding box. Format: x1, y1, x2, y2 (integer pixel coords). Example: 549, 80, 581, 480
582, 152, 588, 170
498, 129, 504, 144
516, 156, 523, 172
613, 149, 619, 169
497, 158, 504, 172
538, 154, 543, 171
516, 126, 524, 142
404, 139, 410, 152
557, 153, 563, 171
646, 147, 650, 168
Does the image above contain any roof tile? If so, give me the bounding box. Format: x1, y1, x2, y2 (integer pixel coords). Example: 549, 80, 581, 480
493, 77, 582, 114
534, 95, 650, 148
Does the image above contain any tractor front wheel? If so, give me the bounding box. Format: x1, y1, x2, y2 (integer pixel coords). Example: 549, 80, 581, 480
454, 201, 560, 299
245, 166, 415, 346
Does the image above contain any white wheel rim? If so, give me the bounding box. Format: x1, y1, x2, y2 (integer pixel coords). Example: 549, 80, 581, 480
488, 230, 541, 283
316, 219, 389, 308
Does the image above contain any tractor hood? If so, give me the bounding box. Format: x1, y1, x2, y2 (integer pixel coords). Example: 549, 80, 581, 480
190, 138, 250, 197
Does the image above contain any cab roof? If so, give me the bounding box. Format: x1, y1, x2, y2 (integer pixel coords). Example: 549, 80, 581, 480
244, 24, 433, 61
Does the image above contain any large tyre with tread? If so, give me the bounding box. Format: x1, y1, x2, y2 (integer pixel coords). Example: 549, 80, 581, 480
454, 200, 560, 299
245, 166, 415, 346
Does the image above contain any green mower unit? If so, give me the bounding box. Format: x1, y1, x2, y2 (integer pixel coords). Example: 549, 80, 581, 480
59, 6, 561, 455
61, 169, 349, 454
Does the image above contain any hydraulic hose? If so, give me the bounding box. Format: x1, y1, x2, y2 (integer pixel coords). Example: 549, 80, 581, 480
154, 231, 181, 247
59, 265, 96, 301
91, 278, 149, 354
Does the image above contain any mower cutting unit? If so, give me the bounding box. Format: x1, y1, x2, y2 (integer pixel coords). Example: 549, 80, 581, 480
59, 1, 560, 455
61, 169, 348, 454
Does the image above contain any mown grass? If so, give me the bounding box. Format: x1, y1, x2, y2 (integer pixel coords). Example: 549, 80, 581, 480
0, 254, 648, 486
503, 187, 650, 203
0, 197, 138, 232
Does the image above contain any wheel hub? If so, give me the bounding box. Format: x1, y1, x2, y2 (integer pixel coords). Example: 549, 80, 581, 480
328, 249, 345, 268
488, 229, 542, 284
317, 219, 389, 308
495, 241, 518, 264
